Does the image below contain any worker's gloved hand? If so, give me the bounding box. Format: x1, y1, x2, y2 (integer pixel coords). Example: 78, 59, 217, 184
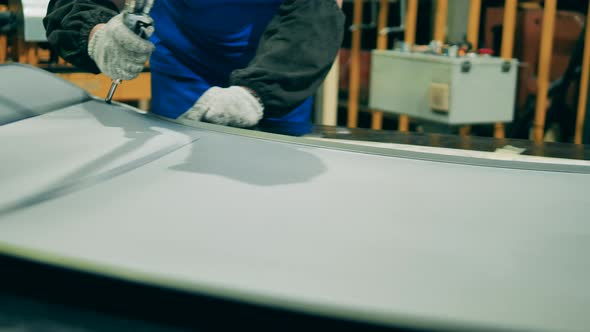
88, 13, 154, 81
180, 86, 264, 128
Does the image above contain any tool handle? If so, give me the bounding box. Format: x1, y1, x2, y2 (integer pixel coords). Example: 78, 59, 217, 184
123, 13, 153, 39
105, 79, 122, 104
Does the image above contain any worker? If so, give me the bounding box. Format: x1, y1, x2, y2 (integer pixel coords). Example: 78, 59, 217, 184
43, 0, 344, 136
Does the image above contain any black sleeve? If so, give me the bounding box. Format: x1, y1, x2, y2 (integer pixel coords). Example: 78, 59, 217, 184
43, 0, 120, 73
229, 0, 345, 118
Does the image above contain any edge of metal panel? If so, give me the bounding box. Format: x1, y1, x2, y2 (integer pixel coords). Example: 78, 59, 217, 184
0, 242, 526, 332
169, 116, 590, 175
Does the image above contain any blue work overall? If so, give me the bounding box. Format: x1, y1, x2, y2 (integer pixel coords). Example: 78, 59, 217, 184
149, 0, 313, 136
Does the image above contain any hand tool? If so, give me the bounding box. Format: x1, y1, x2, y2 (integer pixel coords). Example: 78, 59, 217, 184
105, 0, 155, 104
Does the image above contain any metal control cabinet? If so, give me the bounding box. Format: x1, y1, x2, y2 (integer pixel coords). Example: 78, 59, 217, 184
369, 50, 518, 125
8, 0, 49, 42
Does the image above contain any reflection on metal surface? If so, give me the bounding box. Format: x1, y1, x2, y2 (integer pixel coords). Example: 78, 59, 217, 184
0, 133, 198, 218
0, 64, 90, 124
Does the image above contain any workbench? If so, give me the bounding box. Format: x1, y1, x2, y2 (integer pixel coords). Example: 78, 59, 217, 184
1, 64, 589, 332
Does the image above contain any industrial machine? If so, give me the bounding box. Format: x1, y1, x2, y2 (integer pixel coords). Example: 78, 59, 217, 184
369, 50, 519, 125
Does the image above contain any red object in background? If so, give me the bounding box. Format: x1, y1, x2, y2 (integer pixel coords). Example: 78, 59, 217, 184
484, 7, 585, 112
478, 48, 495, 56
338, 49, 372, 105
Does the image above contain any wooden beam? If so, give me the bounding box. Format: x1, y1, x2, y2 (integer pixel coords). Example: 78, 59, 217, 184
533, 0, 557, 143
17, 38, 27, 64
0, 5, 7, 63
500, 0, 518, 60
405, 0, 418, 45
574, 7, 590, 144
371, 0, 389, 130
0, 34, 5, 63
377, 0, 390, 50
495, 0, 518, 139
433, 0, 448, 43
467, 0, 482, 48
347, 0, 364, 128
398, 115, 410, 132
459, 126, 472, 136
461, 0, 482, 136
57, 72, 151, 101
399, 0, 419, 132
26, 43, 38, 66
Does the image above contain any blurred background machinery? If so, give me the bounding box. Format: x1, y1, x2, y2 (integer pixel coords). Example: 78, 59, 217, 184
333, 0, 589, 144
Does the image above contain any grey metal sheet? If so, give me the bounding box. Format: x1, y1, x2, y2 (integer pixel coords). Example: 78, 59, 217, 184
0, 67, 589, 332
0, 64, 90, 125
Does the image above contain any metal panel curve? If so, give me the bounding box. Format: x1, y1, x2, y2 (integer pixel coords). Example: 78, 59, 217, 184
0, 65, 589, 332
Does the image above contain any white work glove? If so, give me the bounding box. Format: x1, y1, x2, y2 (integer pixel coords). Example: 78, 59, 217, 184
180, 86, 264, 128
88, 13, 155, 81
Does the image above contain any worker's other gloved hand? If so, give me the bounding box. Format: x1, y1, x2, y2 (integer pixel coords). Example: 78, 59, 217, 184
88, 13, 154, 81
180, 86, 264, 128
